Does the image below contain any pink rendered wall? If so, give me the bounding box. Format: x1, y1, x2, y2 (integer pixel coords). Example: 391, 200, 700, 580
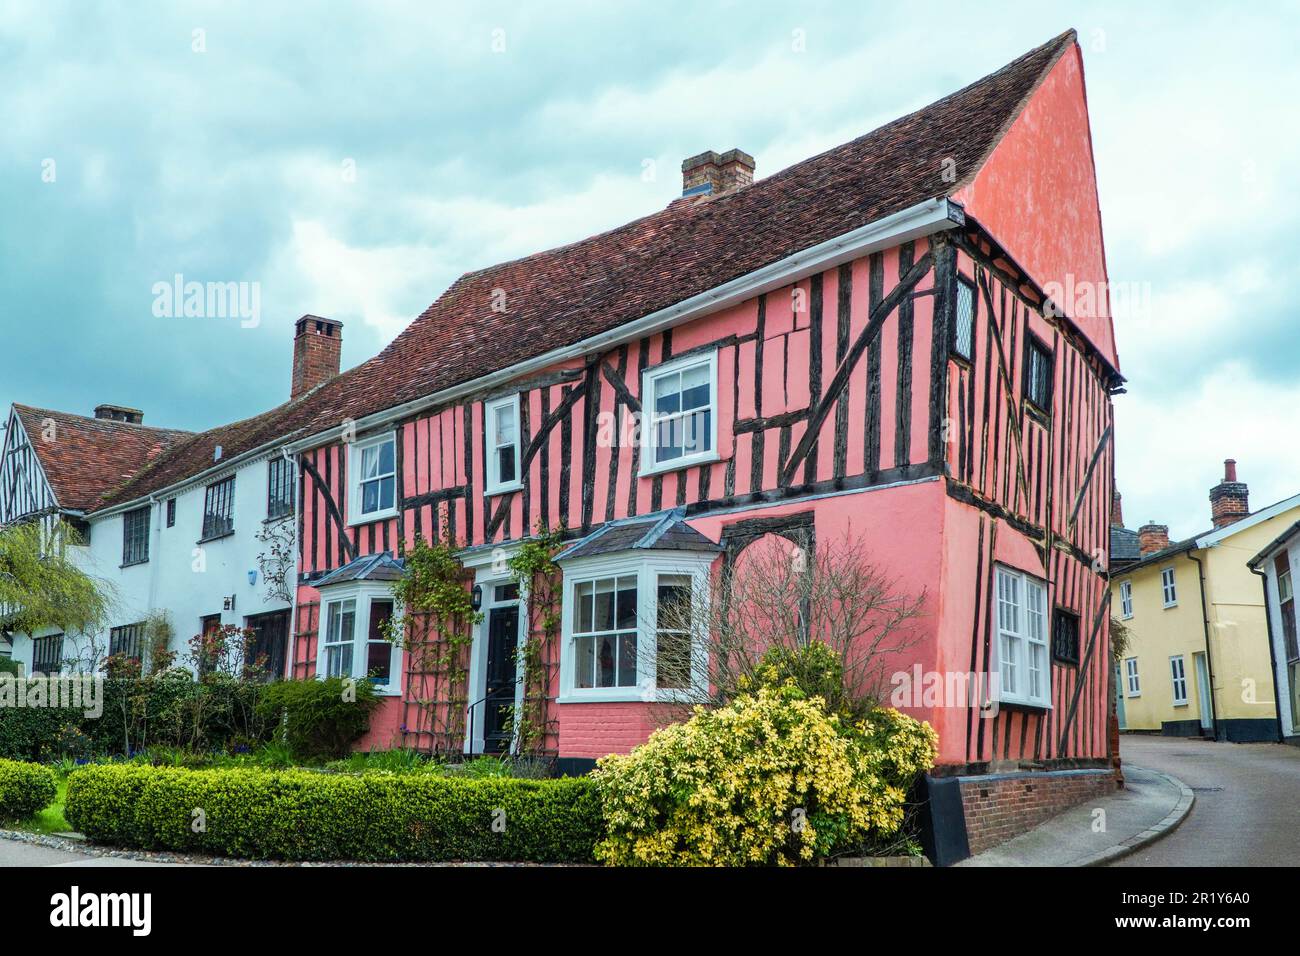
952, 45, 1118, 370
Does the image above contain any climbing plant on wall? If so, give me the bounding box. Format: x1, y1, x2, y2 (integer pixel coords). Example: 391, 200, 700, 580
506, 523, 565, 756
388, 519, 481, 754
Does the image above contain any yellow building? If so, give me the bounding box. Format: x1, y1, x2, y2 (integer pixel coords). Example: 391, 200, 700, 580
1109, 462, 1297, 742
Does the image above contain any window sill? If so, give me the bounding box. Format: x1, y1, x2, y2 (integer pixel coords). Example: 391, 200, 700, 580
638, 450, 720, 479
1163, 602, 1178, 609
996, 698, 1051, 714
263, 514, 294, 525
558, 691, 650, 705
1127, 693, 1142, 699
1023, 403, 1050, 427
347, 508, 398, 527
484, 481, 522, 498
119, 559, 149, 569
1173, 702, 1189, 708
197, 531, 236, 545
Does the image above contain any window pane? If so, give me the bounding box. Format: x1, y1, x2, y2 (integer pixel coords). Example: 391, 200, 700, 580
596, 634, 617, 687
576, 582, 594, 633
362, 479, 379, 513
617, 631, 637, 687
653, 372, 680, 415
378, 440, 394, 475
615, 576, 638, 631
1001, 633, 1017, 695
361, 445, 378, 479
367, 641, 392, 684
954, 280, 974, 359
679, 364, 710, 410
656, 416, 682, 462
594, 579, 615, 631
495, 404, 516, 445
575, 636, 594, 688
380, 476, 395, 510
497, 446, 516, 484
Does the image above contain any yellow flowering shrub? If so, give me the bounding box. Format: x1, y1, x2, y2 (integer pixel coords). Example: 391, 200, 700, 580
593, 685, 937, 866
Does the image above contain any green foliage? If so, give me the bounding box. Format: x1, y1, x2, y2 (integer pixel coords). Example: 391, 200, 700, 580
593, 685, 937, 866
0, 758, 58, 822
390, 535, 480, 631
506, 523, 566, 753
0, 658, 21, 676
744, 643, 849, 714
257, 678, 381, 761
0, 520, 112, 635
0, 674, 271, 761
65, 763, 603, 862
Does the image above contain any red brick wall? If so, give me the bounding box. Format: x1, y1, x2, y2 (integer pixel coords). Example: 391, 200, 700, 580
292, 325, 342, 399
959, 769, 1118, 855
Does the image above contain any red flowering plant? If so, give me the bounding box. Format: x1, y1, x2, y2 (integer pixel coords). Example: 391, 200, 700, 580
186, 625, 259, 681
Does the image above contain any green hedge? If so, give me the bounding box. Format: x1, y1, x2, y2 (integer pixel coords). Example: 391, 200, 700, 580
0, 758, 58, 823
65, 763, 602, 863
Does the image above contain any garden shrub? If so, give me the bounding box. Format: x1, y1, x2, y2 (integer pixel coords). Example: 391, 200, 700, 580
0, 758, 58, 823
0, 703, 83, 761
257, 678, 381, 761
65, 763, 602, 863
592, 685, 937, 866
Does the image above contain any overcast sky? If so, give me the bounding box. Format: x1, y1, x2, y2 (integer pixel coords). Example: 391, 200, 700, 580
1, 1, 1296, 539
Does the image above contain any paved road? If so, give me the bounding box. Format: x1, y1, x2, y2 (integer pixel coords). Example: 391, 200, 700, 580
0, 838, 178, 867
1114, 735, 1300, 866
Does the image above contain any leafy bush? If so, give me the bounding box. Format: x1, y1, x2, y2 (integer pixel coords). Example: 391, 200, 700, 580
0, 758, 58, 823
593, 685, 936, 866
257, 678, 381, 761
0, 700, 83, 761
65, 763, 602, 862
0, 658, 21, 676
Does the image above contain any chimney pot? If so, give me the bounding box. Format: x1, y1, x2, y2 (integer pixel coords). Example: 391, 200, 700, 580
1209, 458, 1249, 529
1110, 490, 1124, 528
291, 314, 344, 400
1138, 522, 1170, 556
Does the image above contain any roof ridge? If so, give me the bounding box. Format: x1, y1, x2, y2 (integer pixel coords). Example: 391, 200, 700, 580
12, 403, 194, 436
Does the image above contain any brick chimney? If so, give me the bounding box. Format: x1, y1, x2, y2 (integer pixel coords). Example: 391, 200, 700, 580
291, 315, 343, 400
1209, 458, 1250, 529
682, 148, 755, 197
1111, 490, 1124, 527
94, 404, 143, 424
1138, 521, 1169, 556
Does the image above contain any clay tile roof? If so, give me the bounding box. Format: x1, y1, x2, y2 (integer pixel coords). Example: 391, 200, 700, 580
283, 30, 1079, 440
86, 30, 1078, 510
12, 405, 193, 513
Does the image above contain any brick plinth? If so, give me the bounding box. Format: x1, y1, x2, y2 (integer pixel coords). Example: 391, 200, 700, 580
958, 768, 1119, 855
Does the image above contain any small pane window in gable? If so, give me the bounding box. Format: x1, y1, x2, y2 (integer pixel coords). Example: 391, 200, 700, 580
122, 506, 150, 565
1024, 335, 1053, 413
202, 475, 235, 540
643, 351, 717, 474
485, 395, 522, 495
952, 276, 976, 361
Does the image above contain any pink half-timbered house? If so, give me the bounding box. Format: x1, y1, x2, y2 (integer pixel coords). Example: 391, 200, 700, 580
269, 30, 1120, 855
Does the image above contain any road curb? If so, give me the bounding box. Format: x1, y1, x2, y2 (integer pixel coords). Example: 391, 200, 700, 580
1077, 767, 1194, 867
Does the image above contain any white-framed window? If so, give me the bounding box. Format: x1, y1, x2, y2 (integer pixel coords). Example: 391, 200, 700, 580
484, 394, 522, 495
559, 551, 712, 702
1119, 579, 1133, 619
993, 565, 1050, 708
640, 350, 718, 475
1125, 657, 1141, 697
1161, 567, 1177, 607
1170, 655, 1188, 705
348, 432, 397, 524
317, 584, 402, 695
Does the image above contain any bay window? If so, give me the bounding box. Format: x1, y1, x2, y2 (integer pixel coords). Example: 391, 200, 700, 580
993, 565, 1050, 708
560, 553, 711, 702
316, 585, 401, 694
